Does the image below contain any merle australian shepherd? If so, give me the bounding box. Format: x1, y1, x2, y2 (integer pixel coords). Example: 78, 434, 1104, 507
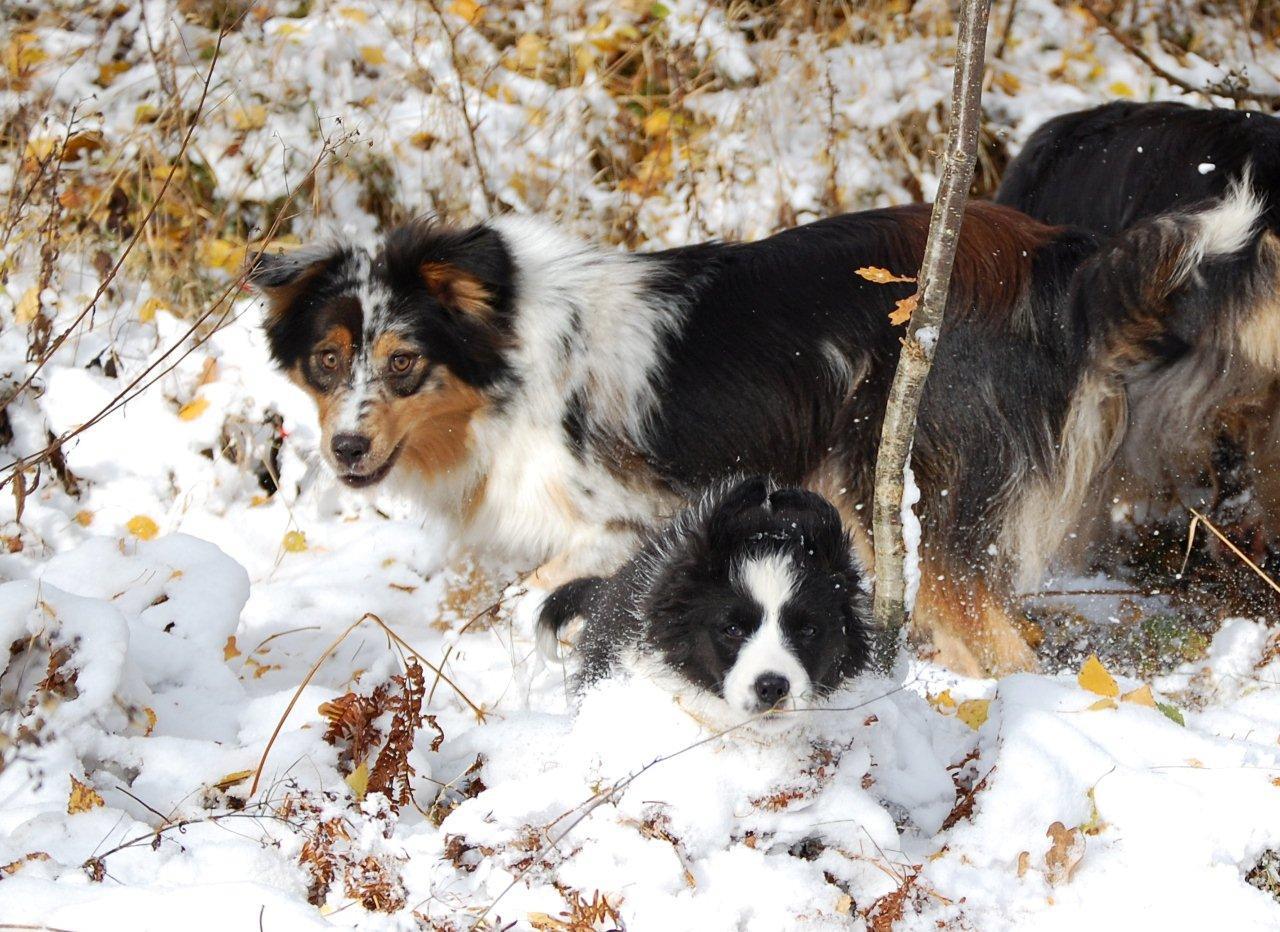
536, 477, 872, 724
249, 184, 1264, 676
998, 101, 1280, 552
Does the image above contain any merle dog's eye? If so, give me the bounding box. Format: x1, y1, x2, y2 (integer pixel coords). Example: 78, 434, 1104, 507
722, 623, 747, 640
317, 350, 340, 371
389, 352, 416, 374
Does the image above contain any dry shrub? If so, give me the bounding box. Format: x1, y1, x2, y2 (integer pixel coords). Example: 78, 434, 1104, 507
318, 659, 440, 812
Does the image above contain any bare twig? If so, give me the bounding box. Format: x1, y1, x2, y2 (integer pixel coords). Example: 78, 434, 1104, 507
1083, 5, 1280, 108
423, 0, 495, 213
871, 0, 991, 663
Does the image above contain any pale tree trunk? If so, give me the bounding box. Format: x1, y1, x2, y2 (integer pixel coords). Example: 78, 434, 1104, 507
871, 0, 991, 665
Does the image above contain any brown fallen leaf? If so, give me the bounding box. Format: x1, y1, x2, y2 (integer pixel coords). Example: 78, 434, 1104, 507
856, 266, 916, 285
1044, 821, 1084, 886
888, 292, 919, 326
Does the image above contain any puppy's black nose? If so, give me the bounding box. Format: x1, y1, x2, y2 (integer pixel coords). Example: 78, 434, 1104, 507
331, 433, 371, 468
753, 673, 790, 707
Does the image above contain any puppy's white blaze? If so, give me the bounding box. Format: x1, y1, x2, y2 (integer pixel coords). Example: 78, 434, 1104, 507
723, 554, 811, 716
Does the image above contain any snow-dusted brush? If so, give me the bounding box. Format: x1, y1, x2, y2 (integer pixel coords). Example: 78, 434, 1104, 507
536, 477, 873, 730
247, 188, 1266, 678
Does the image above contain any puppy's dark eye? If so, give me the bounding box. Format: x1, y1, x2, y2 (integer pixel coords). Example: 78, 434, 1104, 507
389, 352, 416, 374
722, 623, 747, 641
317, 350, 340, 372
794, 623, 819, 641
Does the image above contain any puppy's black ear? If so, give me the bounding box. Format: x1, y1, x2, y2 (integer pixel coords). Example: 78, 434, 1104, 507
705, 476, 769, 551
767, 487, 851, 573
383, 222, 514, 322
246, 244, 351, 368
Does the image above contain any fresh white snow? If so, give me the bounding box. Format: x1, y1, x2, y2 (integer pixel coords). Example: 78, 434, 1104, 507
3, 0, 1280, 928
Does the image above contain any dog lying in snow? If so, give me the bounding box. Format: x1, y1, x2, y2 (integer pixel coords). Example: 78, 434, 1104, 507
249, 184, 1266, 676
536, 478, 873, 725
998, 101, 1280, 558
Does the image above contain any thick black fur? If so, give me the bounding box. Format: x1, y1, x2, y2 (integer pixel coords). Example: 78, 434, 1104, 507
537, 478, 873, 701
997, 101, 1280, 559
997, 101, 1280, 235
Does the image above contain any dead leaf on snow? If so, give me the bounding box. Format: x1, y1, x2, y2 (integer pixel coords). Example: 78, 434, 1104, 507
68, 775, 104, 814
1044, 821, 1084, 886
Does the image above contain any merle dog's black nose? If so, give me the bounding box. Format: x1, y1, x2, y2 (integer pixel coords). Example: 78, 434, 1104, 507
331, 433, 371, 468
753, 673, 791, 707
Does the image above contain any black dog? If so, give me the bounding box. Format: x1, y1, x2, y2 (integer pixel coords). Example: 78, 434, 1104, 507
537, 478, 872, 724
998, 101, 1280, 554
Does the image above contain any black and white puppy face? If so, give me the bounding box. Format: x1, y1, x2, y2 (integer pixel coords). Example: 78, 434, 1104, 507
246, 223, 515, 489
640, 479, 872, 721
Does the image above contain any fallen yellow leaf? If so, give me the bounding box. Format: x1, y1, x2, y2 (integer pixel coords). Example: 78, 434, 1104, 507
995, 71, 1021, 94
1087, 698, 1117, 711
513, 33, 545, 70
346, 760, 369, 800
1121, 684, 1156, 707
928, 689, 956, 711
14, 286, 40, 325
359, 45, 386, 66
212, 769, 253, 791
126, 515, 159, 541
447, 0, 484, 23
74, 510, 93, 527
178, 397, 209, 421
337, 5, 369, 22
231, 105, 267, 131
956, 698, 990, 730
282, 530, 307, 553
643, 108, 672, 137
97, 60, 131, 87
142, 707, 157, 736
138, 297, 165, 323
201, 238, 245, 272
1077, 654, 1118, 698
1108, 81, 1135, 98
224, 635, 241, 660
68, 775, 104, 814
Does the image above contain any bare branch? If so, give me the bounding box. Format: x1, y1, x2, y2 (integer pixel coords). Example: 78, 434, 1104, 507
871, 0, 991, 663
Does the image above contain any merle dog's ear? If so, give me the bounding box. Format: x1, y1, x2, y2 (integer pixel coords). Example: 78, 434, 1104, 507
246, 245, 343, 310
383, 222, 514, 321
245, 244, 351, 368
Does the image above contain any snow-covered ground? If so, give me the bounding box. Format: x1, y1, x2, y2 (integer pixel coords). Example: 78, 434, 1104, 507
4, 0, 1280, 928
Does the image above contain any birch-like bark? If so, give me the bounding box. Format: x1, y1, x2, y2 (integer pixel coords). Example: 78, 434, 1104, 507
871, 0, 991, 664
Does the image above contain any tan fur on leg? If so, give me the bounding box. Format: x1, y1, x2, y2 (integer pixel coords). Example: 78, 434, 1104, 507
912, 567, 1039, 677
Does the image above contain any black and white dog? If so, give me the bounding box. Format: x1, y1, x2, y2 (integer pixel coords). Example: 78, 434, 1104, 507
250, 185, 1266, 676
536, 478, 872, 724
998, 101, 1280, 554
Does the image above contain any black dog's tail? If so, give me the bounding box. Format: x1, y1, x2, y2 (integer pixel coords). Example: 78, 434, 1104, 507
1078, 176, 1266, 372
535, 576, 605, 660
